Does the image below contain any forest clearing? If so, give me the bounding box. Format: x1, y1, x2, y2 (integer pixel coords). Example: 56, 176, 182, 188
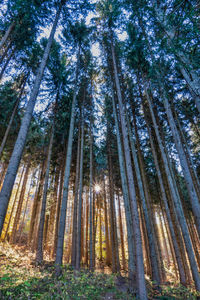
0, 0, 200, 299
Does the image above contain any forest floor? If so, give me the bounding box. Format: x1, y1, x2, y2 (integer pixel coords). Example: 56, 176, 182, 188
0, 242, 199, 300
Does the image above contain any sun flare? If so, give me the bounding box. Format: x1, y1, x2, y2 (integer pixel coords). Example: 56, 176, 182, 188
94, 184, 101, 193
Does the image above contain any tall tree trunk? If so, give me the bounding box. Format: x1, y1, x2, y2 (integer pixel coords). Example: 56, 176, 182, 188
84, 188, 89, 265
0, 1, 63, 234
127, 113, 161, 286
143, 104, 187, 285
89, 121, 94, 271
71, 126, 81, 267
10, 161, 30, 244
53, 158, 65, 258
161, 89, 200, 235
18, 170, 35, 242
55, 46, 80, 272
111, 91, 135, 280
36, 125, 54, 263
110, 41, 147, 299
99, 206, 103, 262
46, 167, 59, 253
2, 166, 25, 241
107, 139, 120, 273
76, 115, 84, 270
28, 161, 45, 247
117, 191, 126, 271
103, 179, 112, 266
144, 81, 200, 290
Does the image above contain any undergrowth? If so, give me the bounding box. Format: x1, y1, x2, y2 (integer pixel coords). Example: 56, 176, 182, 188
0, 243, 199, 299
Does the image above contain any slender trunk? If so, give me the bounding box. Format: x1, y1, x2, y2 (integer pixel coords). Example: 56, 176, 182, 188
2, 166, 25, 241
152, 208, 166, 282
36, 125, 54, 263
89, 121, 94, 271
107, 141, 120, 273
127, 113, 161, 285
18, 171, 35, 242
144, 82, 200, 290
71, 126, 81, 267
0, 163, 7, 188
84, 189, 89, 265
103, 179, 111, 266
53, 159, 65, 258
76, 116, 84, 270
10, 161, 30, 244
161, 91, 200, 235
46, 167, 59, 253
110, 41, 147, 299
117, 191, 126, 270
143, 105, 187, 285
0, 40, 12, 65
55, 46, 80, 272
99, 207, 102, 261
0, 78, 27, 157
28, 162, 44, 247
111, 91, 135, 279
0, 46, 15, 81
0, 22, 15, 52
0, 2, 63, 234
164, 214, 179, 280
159, 210, 170, 267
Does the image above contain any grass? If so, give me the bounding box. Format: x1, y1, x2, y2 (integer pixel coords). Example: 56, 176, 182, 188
0, 242, 199, 299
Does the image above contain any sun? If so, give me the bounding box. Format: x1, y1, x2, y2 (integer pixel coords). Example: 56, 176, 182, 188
94, 184, 101, 193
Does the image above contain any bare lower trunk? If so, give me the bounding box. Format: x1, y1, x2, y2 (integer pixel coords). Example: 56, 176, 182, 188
111, 91, 135, 280
144, 81, 200, 291
89, 121, 94, 271
36, 125, 54, 263
103, 179, 111, 266
2, 166, 25, 241
55, 47, 80, 272
111, 42, 147, 299
71, 127, 81, 266
10, 161, 30, 244
76, 116, 84, 270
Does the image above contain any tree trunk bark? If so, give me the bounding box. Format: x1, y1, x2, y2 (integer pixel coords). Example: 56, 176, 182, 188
76, 115, 84, 270
110, 41, 147, 299
36, 124, 54, 263
144, 81, 200, 290
2, 165, 25, 241
71, 125, 81, 267
84, 188, 89, 266
117, 191, 126, 271
103, 179, 112, 266
111, 88, 136, 280
0, 1, 63, 234
127, 113, 161, 285
0, 21, 15, 52
89, 120, 94, 271
161, 90, 200, 236
55, 46, 80, 272
10, 161, 30, 244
